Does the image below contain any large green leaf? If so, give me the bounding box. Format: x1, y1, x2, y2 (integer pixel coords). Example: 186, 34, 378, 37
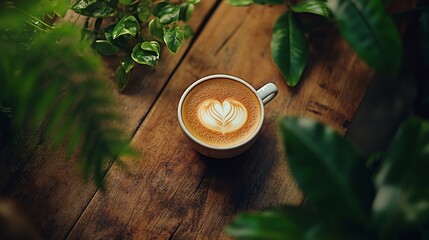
291, 0, 330, 19
279, 117, 374, 223
271, 12, 308, 87
131, 42, 159, 66
158, 5, 181, 24
373, 118, 429, 238
148, 18, 164, 42
328, 0, 402, 74
71, 0, 117, 17
420, 10, 429, 66
113, 15, 140, 39
163, 27, 184, 54
226, 207, 311, 239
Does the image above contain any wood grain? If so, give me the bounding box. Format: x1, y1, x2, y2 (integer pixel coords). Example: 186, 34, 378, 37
67, 2, 374, 240
0, 1, 218, 239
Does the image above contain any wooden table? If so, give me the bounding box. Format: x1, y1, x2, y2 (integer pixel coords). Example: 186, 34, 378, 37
1, 0, 375, 239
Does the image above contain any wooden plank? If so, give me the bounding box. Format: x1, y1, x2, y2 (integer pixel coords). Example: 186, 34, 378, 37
0, 1, 218, 239
67, 2, 374, 239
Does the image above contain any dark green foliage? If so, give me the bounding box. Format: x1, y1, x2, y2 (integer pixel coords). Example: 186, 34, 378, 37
228, 0, 411, 87
227, 117, 429, 239
271, 12, 308, 87
0, 4, 136, 187
71, 0, 199, 91
328, 0, 402, 74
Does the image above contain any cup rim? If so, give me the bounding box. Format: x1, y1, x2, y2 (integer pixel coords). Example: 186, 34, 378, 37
177, 74, 265, 150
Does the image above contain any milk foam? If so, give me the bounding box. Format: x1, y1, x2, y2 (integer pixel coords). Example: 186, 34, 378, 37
198, 99, 248, 134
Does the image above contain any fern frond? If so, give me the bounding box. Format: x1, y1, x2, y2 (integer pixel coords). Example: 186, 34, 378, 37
0, 13, 137, 186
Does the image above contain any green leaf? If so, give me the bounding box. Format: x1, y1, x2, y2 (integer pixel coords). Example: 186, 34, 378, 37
137, 1, 151, 22
373, 117, 429, 238
420, 10, 429, 66
141, 41, 160, 54
71, 0, 117, 18
149, 18, 164, 42
291, 0, 331, 19
113, 15, 140, 39
179, 3, 195, 22
120, 56, 134, 74
328, 0, 402, 74
115, 66, 130, 91
226, 207, 308, 239
52, 0, 70, 17
254, 0, 284, 4
104, 25, 131, 50
153, 1, 169, 17
159, 5, 181, 25
94, 40, 119, 56
131, 43, 159, 66
279, 117, 374, 222
163, 27, 184, 54
227, 0, 254, 6
271, 12, 308, 87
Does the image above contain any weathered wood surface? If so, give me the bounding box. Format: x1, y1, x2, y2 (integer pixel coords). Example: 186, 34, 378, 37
67, 2, 374, 239
0, 1, 218, 239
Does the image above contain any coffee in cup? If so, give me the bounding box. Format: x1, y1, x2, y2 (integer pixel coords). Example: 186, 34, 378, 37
181, 78, 262, 147
178, 74, 278, 158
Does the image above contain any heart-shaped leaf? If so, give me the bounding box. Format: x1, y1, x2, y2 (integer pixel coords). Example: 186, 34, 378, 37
328, 0, 402, 74
120, 56, 134, 74
163, 27, 184, 54
131, 43, 159, 66
373, 117, 429, 238
271, 11, 308, 87
72, 0, 117, 17
159, 5, 181, 24
291, 0, 331, 19
94, 40, 119, 56
115, 66, 130, 92
141, 41, 160, 54
148, 18, 164, 42
279, 117, 374, 223
179, 3, 194, 22
113, 15, 140, 39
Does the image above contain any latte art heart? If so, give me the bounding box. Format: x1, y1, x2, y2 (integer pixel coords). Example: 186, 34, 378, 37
198, 99, 248, 134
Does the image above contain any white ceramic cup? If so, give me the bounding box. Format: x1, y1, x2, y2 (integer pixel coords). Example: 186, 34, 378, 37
177, 74, 278, 159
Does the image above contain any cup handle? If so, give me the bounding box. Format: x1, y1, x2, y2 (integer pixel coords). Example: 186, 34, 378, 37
256, 83, 278, 105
